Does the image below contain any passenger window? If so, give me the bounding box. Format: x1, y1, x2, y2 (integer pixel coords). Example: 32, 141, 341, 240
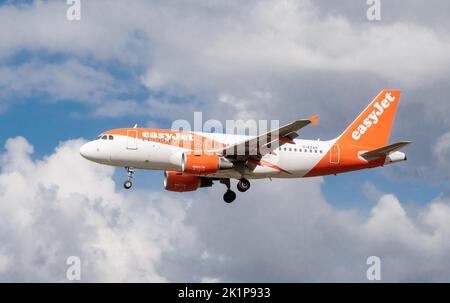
109, 135, 114, 140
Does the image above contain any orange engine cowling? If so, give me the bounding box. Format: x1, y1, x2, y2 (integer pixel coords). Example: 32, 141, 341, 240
182, 153, 233, 174
164, 171, 213, 192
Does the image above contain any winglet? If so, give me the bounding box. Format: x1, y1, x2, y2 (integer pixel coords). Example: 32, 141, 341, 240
309, 115, 320, 125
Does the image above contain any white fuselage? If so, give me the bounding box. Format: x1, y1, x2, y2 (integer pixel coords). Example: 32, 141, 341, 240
79, 89, 409, 203
81, 131, 336, 180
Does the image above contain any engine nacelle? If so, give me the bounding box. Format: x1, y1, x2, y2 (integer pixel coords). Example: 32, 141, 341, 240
181, 153, 233, 174
164, 171, 213, 192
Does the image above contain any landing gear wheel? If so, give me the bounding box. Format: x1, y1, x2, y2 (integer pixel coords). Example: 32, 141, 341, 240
123, 180, 133, 189
124, 167, 135, 190
223, 190, 237, 203
237, 178, 251, 192
220, 178, 237, 203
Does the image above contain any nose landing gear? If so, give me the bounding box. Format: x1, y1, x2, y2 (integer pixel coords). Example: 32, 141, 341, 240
123, 167, 134, 189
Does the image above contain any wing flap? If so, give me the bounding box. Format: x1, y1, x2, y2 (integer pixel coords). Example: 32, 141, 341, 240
221, 116, 319, 158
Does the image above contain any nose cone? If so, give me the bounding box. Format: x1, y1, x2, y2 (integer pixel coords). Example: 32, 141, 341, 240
80, 142, 96, 161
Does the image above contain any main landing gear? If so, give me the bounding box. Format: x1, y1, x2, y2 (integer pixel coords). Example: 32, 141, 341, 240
123, 167, 134, 189
221, 179, 236, 204
237, 178, 251, 192
220, 178, 251, 203
223, 190, 237, 204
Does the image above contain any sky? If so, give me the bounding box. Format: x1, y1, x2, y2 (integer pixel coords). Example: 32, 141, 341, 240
0, 0, 450, 282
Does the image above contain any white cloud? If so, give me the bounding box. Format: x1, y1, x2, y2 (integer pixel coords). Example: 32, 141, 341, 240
365, 194, 422, 246
0, 137, 198, 282
2, 1, 448, 183
362, 181, 385, 202
200, 276, 221, 283
0, 1, 146, 65
2, 137, 450, 281
2, 1, 450, 106
179, 181, 450, 282
434, 131, 450, 169
93, 100, 141, 118
93, 97, 203, 121
1, 0, 450, 282
138, 0, 450, 95
142, 71, 165, 91
1, 1, 449, 149
0, 251, 11, 274
0, 60, 123, 109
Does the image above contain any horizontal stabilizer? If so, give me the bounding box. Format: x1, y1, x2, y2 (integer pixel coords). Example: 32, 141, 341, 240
361, 141, 412, 161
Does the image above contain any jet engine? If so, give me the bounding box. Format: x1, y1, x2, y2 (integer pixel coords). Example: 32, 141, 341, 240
164, 171, 213, 192
181, 153, 234, 174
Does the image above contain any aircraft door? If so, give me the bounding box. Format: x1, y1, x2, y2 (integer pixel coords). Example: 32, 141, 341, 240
329, 144, 340, 165
126, 130, 138, 150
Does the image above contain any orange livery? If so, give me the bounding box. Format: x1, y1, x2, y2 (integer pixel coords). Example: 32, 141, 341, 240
80, 90, 411, 203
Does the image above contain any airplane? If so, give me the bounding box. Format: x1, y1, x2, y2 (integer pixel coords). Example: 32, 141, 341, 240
80, 89, 411, 203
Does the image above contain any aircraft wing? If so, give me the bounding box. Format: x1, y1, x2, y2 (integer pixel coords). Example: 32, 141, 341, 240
221, 115, 319, 160
361, 141, 412, 161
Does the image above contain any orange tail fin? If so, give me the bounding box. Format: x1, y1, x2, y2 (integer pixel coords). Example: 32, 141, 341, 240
338, 90, 401, 150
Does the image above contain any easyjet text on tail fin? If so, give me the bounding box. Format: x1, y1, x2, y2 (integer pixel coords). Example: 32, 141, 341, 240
338, 90, 401, 150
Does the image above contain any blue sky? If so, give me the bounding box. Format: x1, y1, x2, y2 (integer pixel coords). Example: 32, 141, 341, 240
2, 0, 450, 282
0, 1, 445, 210
0, 72, 443, 209
0, 59, 446, 208
0, 72, 442, 209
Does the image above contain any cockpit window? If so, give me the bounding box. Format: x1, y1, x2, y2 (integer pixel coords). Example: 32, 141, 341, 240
96, 134, 113, 140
